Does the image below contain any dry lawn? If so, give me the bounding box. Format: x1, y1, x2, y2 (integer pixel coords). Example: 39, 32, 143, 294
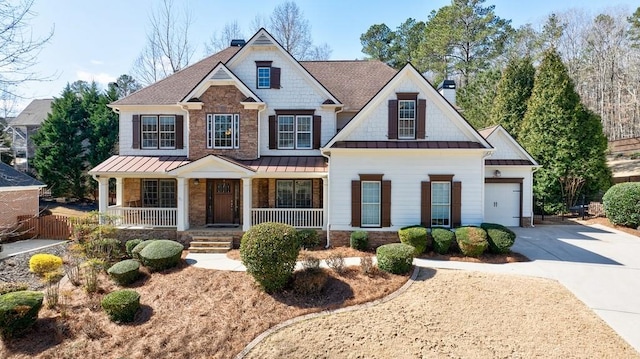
0, 255, 407, 359
247, 268, 640, 359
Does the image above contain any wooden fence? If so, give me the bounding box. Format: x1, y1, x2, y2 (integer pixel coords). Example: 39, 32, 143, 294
16, 215, 80, 240
609, 137, 640, 154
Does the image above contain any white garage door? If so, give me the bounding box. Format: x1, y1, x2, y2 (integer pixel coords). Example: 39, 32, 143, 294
484, 183, 520, 227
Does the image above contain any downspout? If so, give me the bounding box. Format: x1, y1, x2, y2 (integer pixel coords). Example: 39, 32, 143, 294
320, 106, 342, 248
481, 150, 493, 225
530, 166, 540, 227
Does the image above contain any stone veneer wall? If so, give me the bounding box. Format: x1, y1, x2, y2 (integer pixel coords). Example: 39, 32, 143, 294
188, 85, 259, 160
520, 217, 532, 228
114, 228, 177, 242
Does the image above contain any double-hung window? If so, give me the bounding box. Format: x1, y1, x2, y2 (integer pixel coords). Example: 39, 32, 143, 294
276, 180, 312, 208
277, 115, 312, 149
257, 67, 271, 88
207, 114, 239, 149
142, 179, 176, 208
141, 115, 176, 149
398, 100, 416, 139
431, 182, 451, 226
361, 181, 381, 227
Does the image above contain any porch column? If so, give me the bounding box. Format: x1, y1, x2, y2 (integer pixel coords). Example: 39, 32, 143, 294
242, 178, 252, 231
322, 177, 328, 230
97, 176, 109, 224
115, 178, 123, 206
176, 177, 187, 231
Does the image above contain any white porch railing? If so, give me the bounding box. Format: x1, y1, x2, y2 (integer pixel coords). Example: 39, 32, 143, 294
106, 206, 177, 227
251, 208, 324, 228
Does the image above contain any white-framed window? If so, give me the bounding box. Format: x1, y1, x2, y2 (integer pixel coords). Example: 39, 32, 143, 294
207, 114, 239, 149
142, 179, 176, 208
431, 182, 451, 227
398, 100, 416, 139
141, 115, 176, 149
276, 180, 312, 208
257, 67, 271, 88
278, 115, 312, 149
361, 181, 381, 227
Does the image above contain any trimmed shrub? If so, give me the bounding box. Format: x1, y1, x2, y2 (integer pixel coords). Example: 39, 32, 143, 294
293, 268, 328, 295
326, 254, 346, 275
603, 183, 640, 228
0, 282, 29, 296
431, 228, 455, 254
455, 227, 489, 257
107, 259, 141, 286
101, 289, 140, 323
85, 238, 124, 262
29, 254, 63, 276
398, 226, 429, 255
125, 239, 143, 258
350, 231, 368, 251
138, 240, 184, 271
297, 229, 320, 249
131, 240, 157, 261
481, 223, 516, 254
0, 290, 44, 338
240, 222, 300, 293
376, 243, 414, 274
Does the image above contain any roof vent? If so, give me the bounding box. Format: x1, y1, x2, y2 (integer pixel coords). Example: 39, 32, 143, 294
230, 39, 246, 47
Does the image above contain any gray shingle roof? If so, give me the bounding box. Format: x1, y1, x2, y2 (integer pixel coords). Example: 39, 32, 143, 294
0, 162, 45, 188
11, 99, 53, 126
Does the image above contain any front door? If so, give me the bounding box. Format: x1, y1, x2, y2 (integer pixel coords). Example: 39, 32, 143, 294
206, 179, 237, 226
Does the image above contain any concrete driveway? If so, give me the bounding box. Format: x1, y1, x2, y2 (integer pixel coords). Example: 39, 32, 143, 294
415, 223, 640, 353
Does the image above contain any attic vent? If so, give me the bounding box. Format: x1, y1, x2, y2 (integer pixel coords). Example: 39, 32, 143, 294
254, 34, 273, 46
211, 69, 231, 80
230, 39, 246, 47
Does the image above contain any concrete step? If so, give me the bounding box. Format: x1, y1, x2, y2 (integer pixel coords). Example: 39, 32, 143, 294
188, 246, 230, 254
190, 241, 231, 248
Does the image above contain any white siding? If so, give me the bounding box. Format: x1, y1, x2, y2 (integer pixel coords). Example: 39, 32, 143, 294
485, 166, 534, 218
119, 109, 189, 157
343, 78, 474, 142
228, 48, 337, 155
328, 149, 486, 231
487, 130, 527, 160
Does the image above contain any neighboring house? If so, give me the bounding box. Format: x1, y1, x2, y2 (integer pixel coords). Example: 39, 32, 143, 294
89, 28, 539, 246
0, 162, 46, 230
8, 99, 53, 172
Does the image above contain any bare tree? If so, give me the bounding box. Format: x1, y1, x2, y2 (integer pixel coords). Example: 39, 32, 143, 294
269, 1, 313, 59
249, 14, 269, 33
0, 0, 54, 97
306, 43, 332, 61
204, 20, 245, 54
132, 0, 193, 85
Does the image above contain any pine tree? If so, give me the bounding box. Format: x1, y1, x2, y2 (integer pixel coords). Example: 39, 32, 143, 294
520, 48, 611, 211
489, 56, 535, 139
457, 68, 501, 129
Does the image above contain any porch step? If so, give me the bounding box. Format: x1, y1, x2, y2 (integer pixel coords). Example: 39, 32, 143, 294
188, 236, 232, 254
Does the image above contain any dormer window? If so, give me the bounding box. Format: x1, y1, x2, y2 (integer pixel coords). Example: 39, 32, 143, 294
255, 61, 281, 89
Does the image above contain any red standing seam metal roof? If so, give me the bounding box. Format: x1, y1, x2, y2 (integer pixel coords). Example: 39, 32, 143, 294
331, 141, 485, 149
485, 159, 534, 166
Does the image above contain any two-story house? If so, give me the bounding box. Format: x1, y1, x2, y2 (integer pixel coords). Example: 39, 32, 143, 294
89, 28, 538, 247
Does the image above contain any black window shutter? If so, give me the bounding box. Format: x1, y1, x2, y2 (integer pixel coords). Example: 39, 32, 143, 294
417, 99, 426, 139
388, 100, 398, 139
271, 67, 281, 89
351, 180, 361, 227
313, 115, 321, 149
132, 115, 140, 149
268, 115, 277, 149
175, 115, 184, 149
421, 181, 431, 227
381, 180, 391, 227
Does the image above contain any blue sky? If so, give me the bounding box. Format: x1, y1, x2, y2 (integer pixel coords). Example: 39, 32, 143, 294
12, 0, 639, 113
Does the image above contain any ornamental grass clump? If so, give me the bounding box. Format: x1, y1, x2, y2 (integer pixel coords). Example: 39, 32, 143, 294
107, 259, 141, 286
240, 222, 300, 293
28, 253, 63, 276
138, 240, 183, 271
376, 243, 414, 274
455, 227, 489, 257
481, 223, 516, 254
0, 290, 44, 338
398, 226, 430, 255
101, 289, 140, 323
431, 228, 455, 254
293, 268, 328, 295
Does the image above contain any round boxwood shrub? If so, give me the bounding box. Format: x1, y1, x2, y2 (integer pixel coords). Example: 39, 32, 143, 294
101, 289, 140, 323
455, 227, 489, 257
131, 240, 157, 261
29, 253, 63, 276
138, 240, 184, 271
297, 229, 320, 249
0, 290, 44, 338
398, 226, 429, 255
350, 230, 368, 251
376, 243, 414, 274
431, 228, 455, 254
107, 259, 141, 286
603, 183, 640, 228
125, 239, 143, 258
240, 222, 300, 293
481, 223, 516, 254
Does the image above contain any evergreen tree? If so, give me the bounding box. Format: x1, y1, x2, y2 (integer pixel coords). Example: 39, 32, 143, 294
520, 48, 611, 211
457, 68, 501, 129
360, 24, 394, 63
489, 56, 535, 139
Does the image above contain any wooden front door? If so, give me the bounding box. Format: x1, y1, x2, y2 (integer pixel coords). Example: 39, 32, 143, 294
206, 179, 238, 225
